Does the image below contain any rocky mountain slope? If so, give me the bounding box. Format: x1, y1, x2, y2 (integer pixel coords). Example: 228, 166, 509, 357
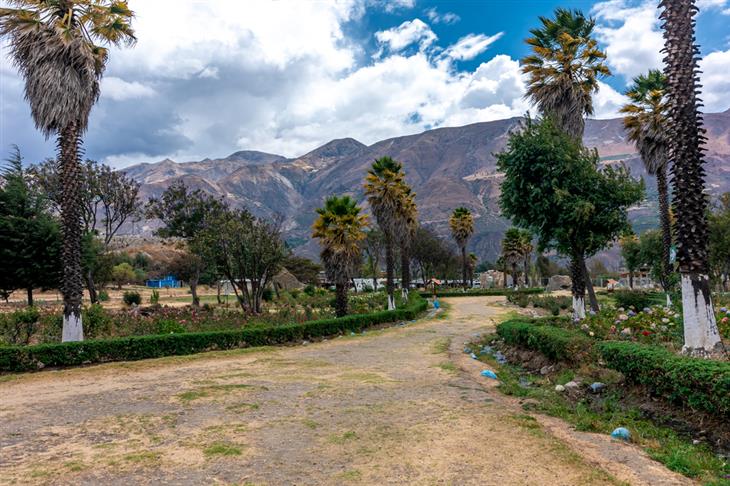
125, 109, 730, 261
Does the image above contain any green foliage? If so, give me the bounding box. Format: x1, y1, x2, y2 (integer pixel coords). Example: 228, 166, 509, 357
122, 291, 141, 306
0, 295, 427, 372
507, 293, 572, 316
83, 304, 112, 339
98, 290, 110, 302
597, 341, 730, 419
156, 319, 186, 334
112, 263, 136, 288
496, 319, 593, 363
0, 306, 41, 345
262, 288, 274, 302
150, 289, 160, 305
282, 256, 322, 285
612, 290, 657, 310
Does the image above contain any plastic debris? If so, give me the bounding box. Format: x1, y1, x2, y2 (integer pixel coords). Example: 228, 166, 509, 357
480, 369, 498, 380
470, 352, 478, 360
554, 384, 565, 392
481, 345, 493, 355
590, 382, 606, 393
494, 352, 507, 364
433, 300, 440, 309
611, 427, 631, 441
518, 377, 531, 388
464, 347, 472, 354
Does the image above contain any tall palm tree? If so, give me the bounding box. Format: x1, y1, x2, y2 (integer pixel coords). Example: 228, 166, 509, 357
522, 7, 609, 314
501, 228, 524, 288
659, 0, 723, 356
1, 1, 136, 342
449, 207, 474, 290
620, 70, 673, 304
522, 8, 610, 140
364, 156, 406, 310
398, 185, 417, 299
313, 196, 367, 318
519, 229, 534, 287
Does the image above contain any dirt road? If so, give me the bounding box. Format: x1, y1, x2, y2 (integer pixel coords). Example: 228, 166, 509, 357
0, 297, 690, 485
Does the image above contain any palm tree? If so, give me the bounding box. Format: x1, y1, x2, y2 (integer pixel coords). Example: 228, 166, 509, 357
659, 0, 723, 356
522, 7, 609, 314
522, 8, 611, 140
1, 1, 136, 342
398, 185, 418, 299
313, 196, 367, 317
519, 230, 534, 287
620, 70, 673, 304
364, 156, 406, 310
449, 207, 474, 290
501, 228, 524, 289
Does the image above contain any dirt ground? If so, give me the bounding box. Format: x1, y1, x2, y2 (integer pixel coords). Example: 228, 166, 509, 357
0, 296, 692, 485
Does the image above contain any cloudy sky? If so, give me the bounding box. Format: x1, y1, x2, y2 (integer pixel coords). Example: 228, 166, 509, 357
1, 0, 729, 167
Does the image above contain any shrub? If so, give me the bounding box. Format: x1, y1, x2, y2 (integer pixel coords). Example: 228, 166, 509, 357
122, 291, 141, 306
83, 304, 112, 339
98, 290, 110, 302
262, 288, 274, 302
304, 284, 316, 297
496, 319, 593, 363
612, 290, 658, 310
156, 319, 186, 334
150, 289, 160, 305
0, 295, 428, 372
598, 341, 730, 419
0, 307, 41, 345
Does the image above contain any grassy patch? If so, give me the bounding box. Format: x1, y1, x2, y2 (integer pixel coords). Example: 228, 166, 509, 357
328, 430, 358, 444
474, 335, 730, 485
431, 337, 451, 354
64, 460, 86, 472
337, 469, 362, 481
178, 383, 262, 402
436, 361, 458, 373
226, 402, 260, 413
203, 441, 243, 457
302, 419, 320, 429
123, 450, 161, 464
339, 371, 390, 384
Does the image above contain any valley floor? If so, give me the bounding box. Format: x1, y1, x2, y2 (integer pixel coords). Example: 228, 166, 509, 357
0, 297, 691, 485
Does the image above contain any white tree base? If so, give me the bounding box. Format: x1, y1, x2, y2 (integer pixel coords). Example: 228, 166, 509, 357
680, 273, 723, 357
62, 313, 84, 342
401, 289, 409, 300
572, 296, 586, 321
387, 295, 396, 311
666, 293, 672, 308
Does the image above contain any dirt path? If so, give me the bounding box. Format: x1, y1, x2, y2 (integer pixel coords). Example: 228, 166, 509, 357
0, 297, 690, 485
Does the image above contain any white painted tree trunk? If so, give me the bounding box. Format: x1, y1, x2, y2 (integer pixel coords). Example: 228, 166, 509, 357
401, 288, 409, 301
681, 273, 723, 357
62, 313, 84, 342
572, 296, 586, 320
666, 293, 672, 308
387, 294, 395, 311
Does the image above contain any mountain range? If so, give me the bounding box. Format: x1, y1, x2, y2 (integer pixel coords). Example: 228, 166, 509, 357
124, 109, 730, 263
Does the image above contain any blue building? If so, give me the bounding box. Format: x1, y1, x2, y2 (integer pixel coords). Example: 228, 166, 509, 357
146, 275, 182, 288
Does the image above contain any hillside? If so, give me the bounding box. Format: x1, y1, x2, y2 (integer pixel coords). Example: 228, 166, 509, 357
124, 109, 730, 261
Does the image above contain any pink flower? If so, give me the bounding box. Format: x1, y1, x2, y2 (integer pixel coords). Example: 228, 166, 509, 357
641, 330, 651, 336
722, 317, 729, 324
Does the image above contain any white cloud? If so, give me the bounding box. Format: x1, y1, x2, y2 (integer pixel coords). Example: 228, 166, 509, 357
700, 49, 730, 112
102, 77, 156, 101
697, 0, 730, 14
424, 7, 460, 25
592, 81, 628, 119
443, 32, 504, 61
374, 19, 437, 55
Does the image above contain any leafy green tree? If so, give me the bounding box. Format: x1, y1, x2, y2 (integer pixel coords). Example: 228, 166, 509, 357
659, 0, 723, 356
364, 157, 407, 309
1, 0, 136, 342
362, 229, 385, 291
111, 262, 135, 290
312, 196, 368, 317
449, 207, 474, 290
619, 234, 642, 289
498, 117, 644, 319
411, 227, 451, 285
283, 256, 322, 286
639, 229, 678, 293
0, 147, 61, 305
398, 185, 418, 298
522, 8, 610, 140
146, 181, 224, 307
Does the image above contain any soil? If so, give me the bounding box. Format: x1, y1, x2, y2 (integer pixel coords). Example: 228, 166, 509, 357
0, 296, 693, 485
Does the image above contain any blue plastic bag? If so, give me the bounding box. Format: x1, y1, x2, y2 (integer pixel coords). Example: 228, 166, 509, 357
480, 369, 498, 380
611, 427, 630, 441
433, 299, 440, 309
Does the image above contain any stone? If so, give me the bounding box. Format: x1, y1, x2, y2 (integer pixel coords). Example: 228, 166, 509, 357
564, 381, 580, 389
547, 275, 572, 291
554, 384, 565, 392
590, 382, 606, 393
540, 365, 552, 375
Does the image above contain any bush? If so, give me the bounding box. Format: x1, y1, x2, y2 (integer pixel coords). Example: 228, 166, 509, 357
0, 295, 428, 372
156, 319, 186, 334
613, 290, 659, 310
122, 291, 141, 306
304, 284, 316, 297
83, 304, 112, 339
98, 290, 110, 302
496, 319, 593, 363
150, 289, 160, 305
598, 341, 730, 419
262, 288, 274, 302
0, 307, 41, 345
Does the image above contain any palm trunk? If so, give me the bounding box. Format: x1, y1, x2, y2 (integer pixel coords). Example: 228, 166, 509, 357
581, 258, 600, 312
26, 288, 33, 307
461, 246, 468, 290
385, 235, 395, 310
59, 123, 84, 342
335, 282, 348, 317
657, 166, 673, 303
400, 240, 410, 299
660, 0, 723, 356
524, 258, 530, 287
511, 263, 518, 289
570, 252, 586, 320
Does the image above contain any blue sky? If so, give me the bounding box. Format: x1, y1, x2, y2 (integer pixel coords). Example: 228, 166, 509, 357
1, 0, 728, 167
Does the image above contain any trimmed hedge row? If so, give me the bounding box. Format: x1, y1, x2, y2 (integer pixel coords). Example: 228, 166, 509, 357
496, 319, 592, 363
419, 287, 544, 298
0, 296, 428, 373
597, 341, 730, 419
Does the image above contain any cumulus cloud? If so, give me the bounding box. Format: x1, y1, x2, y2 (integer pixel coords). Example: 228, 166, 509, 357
374, 19, 437, 55
102, 77, 156, 101
442, 32, 504, 61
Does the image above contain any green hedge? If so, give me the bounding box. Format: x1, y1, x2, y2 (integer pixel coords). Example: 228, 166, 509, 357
597, 341, 730, 419
0, 296, 427, 373
496, 319, 593, 363
419, 288, 544, 298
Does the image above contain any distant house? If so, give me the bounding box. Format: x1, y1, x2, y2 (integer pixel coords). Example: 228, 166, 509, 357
146, 275, 181, 288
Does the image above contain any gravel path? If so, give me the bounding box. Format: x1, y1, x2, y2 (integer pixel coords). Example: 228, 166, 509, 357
0, 297, 691, 485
